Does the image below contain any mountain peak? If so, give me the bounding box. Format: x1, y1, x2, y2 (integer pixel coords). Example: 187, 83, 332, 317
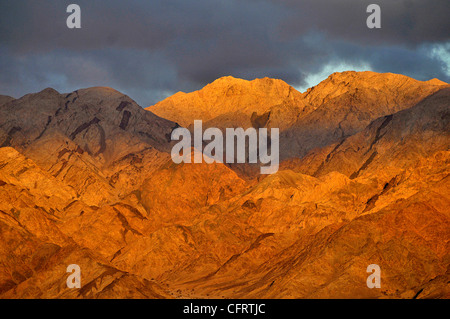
148, 75, 302, 127
323, 71, 409, 84
1, 73, 449, 299
78, 86, 122, 94
426, 78, 448, 86
36, 87, 60, 97
206, 75, 291, 90
302, 71, 448, 106
319, 71, 447, 88
74, 86, 129, 103
147, 71, 448, 130
210, 75, 244, 83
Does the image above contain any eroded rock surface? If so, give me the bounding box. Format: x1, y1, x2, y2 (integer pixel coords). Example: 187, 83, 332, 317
0, 72, 449, 299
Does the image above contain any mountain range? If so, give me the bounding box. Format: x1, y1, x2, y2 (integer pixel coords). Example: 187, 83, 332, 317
0, 71, 449, 298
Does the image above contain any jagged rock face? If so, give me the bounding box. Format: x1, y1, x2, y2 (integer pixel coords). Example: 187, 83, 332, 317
148, 76, 305, 130
148, 71, 448, 163
0, 87, 176, 158
0, 95, 14, 107
0, 87, 177, 206
288, 88, 450, 179
280, 71, 448, 159
0, 72, 449, 299
197, 88, 450, 299
140, 155, 248, 226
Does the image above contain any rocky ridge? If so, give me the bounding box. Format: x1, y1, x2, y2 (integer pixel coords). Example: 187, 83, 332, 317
0, 72, 449, 299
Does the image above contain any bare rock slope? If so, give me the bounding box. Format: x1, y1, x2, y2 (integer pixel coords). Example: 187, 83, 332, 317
148, 71, 448, 162
0, 72, 449, 299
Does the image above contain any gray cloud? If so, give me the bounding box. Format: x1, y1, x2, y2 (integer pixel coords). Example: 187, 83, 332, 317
0, 0, 449, 106
275, 0, 450, 46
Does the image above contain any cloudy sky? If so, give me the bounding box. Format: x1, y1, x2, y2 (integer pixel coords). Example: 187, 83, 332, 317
1, 0, 449, 106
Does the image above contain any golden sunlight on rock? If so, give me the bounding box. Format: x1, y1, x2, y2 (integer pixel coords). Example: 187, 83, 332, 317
0, 72, 449, 299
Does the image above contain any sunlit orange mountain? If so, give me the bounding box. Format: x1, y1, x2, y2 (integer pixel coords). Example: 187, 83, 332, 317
0, 72, 449, 298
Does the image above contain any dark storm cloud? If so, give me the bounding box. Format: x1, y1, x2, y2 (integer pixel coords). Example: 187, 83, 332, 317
274, 0, 450, 46
0, 0, 449, 106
